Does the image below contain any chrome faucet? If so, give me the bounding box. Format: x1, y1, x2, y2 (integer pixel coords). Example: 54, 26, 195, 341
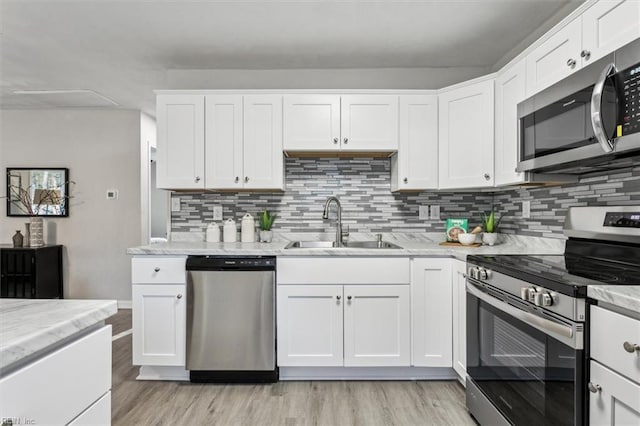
322, 196, 348, 247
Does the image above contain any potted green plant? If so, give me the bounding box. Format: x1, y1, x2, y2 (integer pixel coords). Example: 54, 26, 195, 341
258, 210, 276, 243
481, 210, 503, 246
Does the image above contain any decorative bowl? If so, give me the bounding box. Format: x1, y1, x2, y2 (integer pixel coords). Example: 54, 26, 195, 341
458, 233, 476, 245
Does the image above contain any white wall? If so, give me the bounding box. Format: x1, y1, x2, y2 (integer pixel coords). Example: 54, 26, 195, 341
0, 109, 142, 303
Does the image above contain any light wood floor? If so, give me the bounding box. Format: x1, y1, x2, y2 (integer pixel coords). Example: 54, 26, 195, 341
108, 310, 476, 426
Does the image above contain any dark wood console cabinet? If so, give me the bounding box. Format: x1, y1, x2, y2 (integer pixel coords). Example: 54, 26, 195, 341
0, 245, 63, 298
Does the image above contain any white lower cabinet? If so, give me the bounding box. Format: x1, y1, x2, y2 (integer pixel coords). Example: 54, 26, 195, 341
589, 360, 640, 425
411, 258, 453, 367
452, 260, 467, 380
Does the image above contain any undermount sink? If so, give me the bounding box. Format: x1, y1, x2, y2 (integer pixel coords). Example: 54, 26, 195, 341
284, 240, 402, 249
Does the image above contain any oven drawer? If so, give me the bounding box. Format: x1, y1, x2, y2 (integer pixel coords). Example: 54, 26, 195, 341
590, 305, 640, 382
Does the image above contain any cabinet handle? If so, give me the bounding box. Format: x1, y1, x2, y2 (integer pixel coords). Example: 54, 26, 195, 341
403, 177, 408, 183
177, 294, 183, 299
343, 137, 349, 144
244, 176, 249, 183
235, 176, 239, 183
154, 267, 160, 272
623, 341, 640, 353
195, 176, 201, 183
333, 137, 339, 144
588, 382, 602, 394
336, 295, 341, 300
580, 50, 591, 60
484, 173, 491, 181
567, 58, 577, 68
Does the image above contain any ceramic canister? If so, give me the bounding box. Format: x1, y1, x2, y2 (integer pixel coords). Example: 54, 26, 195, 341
223, 218, 237, 243
206, 222, 220, 242
241, 213, 255, 243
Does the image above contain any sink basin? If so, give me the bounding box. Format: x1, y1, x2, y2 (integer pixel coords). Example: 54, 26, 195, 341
284, 240, 402, 249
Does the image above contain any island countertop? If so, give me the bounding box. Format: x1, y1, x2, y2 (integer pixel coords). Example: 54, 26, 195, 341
0, 299, 117, 372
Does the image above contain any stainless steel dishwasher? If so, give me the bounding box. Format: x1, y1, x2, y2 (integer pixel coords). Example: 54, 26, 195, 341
186, 256, 277, 383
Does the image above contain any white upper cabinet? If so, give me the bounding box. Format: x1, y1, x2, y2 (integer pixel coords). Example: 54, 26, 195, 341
283, 94, 398, 152
205, 95, 243, 189
438, 79, 495, 189
526, 19, 582, 95
391, 95, 439, 191
495, 59, 527, 187
156, 94, 205, 189
243, 95, 284, 189
582, 0, 640, 65
283, 95, 341, 151
341, 95, 399, 151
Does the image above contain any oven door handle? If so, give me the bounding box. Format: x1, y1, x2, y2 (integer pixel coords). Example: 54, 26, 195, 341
466, 281, 582, 350
590, 62, 617, 153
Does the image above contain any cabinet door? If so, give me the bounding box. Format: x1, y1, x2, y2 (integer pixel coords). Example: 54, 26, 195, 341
495, 59, 527, 187
204, 95, 243, 189
411, 259, 453, 367
132, 284, 186, 366
438, 79, 494, 189
526, 18, 582, 95
582, 0, 640, 65
277, 285, 343, 367
589, 360, 640, 425
283, 95, 341, 151
341, 95, 399, 151
156, 95, 205, 189
243, 95, 284, 189
392, 95, 438, 191
344, 285, 410, 367
452, 260, 467, 379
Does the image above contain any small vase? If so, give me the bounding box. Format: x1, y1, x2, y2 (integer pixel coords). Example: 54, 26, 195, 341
259, 230, 273, 243
30, 217, 45, 247
24, 222, 31, 247
482, 232, 498, 246
12, 230, 24, 248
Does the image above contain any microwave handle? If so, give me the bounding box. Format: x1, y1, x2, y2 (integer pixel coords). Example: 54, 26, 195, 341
590, 62, 618, 153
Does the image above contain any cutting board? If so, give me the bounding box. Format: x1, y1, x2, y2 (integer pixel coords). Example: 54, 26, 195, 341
439, 241, 482, 248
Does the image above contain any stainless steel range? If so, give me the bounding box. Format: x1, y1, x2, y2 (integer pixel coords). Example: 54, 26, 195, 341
465, 206, 640, 426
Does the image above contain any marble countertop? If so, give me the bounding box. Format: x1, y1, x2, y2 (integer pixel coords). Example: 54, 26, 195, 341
588, 286, 640, 315
0, 299, 117, 372
127, 232, 565, 261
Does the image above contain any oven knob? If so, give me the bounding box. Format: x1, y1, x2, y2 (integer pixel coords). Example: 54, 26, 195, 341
468, 267, 478, 280
534, 291, 555, 307
520, 287, 533, 301
478, 268, 490, 280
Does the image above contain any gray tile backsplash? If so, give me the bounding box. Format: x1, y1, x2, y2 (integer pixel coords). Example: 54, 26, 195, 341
171, 158, 640, 239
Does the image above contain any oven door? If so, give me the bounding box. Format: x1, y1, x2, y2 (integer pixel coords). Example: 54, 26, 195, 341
466, 279, 584, 426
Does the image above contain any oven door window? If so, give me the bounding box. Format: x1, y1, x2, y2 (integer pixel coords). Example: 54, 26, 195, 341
467, 294, 581, 426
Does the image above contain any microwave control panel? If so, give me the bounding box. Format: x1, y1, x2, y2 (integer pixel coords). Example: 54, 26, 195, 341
603, 212, 640, 228
621, 64, 640, 136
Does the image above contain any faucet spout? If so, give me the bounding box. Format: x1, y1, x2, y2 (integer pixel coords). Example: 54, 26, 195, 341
322, 196, 343, 246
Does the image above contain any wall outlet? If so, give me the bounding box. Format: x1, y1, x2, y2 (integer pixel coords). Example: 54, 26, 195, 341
419, 205, 430, 220
522, 200, 531, 219
212, 205, 223, 221
430, 205, 441, 220
106, 189, 118, 200
171, 197, 181, 212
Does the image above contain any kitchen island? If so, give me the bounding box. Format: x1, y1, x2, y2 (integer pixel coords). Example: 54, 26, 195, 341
0, 299, 117, 425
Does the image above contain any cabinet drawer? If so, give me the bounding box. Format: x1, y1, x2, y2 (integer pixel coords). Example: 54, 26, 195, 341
68, 391, 111, 426
277, 257, 410, 284
0, 325, 111, 425
132, 257, 186, 284
590, 305, 640, 382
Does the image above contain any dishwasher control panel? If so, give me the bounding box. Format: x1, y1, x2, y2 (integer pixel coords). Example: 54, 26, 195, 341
186, 256, 276, 271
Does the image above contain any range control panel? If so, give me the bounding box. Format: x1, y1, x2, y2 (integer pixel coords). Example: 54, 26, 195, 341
603, 212, 640, 228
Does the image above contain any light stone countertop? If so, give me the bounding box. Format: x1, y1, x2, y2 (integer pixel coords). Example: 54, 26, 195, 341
0, 299, 117, 373
587, 286, 640, 315
127, 232, 566, 261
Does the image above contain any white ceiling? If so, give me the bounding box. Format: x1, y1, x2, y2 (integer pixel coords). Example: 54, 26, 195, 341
0, 0, 581, 116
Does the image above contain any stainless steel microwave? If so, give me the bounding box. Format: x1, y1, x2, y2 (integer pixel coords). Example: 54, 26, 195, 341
517, 38, 640, 175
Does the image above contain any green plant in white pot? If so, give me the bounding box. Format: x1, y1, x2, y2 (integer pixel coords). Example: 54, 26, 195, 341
258, 210, 276, 243
481, 210, 503, 246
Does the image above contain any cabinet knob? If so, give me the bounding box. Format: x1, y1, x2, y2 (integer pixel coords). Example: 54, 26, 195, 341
403, 177, 408, 183
580, 50, 591, 60
347, 295, 352, 301
336, 295, 341, 300
244, 176, 249, 183
235, 176, 239, 183
343, 137, 349, 144
623, 341, 640, 353
567, 58, 577, 68
177, 294, 183, 299
484, 173, 491, 181
154, 267, 160, 272
588, 382, 602, 394
333, 137, 339, 144
195, 176, 201, 183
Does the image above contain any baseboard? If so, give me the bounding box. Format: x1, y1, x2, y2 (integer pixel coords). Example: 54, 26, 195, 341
278, 366, 457, 381
117, 300, 132, 309
136, 365, 189, 381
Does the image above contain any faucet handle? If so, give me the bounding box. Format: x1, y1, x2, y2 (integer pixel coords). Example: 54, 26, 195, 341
376, 233, 382, 242
341, 225, 350, 240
